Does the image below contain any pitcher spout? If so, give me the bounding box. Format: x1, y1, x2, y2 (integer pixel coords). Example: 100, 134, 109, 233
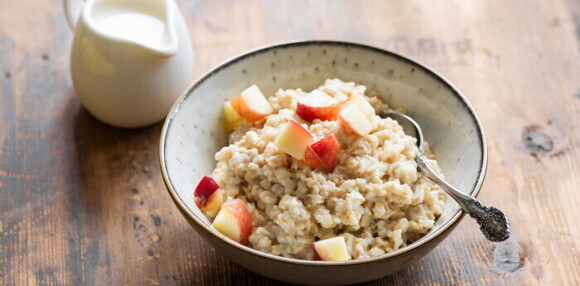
83, 0, 179, 57
141, 2, 179, 58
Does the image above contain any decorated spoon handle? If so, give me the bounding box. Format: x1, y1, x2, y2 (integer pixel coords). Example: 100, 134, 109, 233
415, 155, 510, 242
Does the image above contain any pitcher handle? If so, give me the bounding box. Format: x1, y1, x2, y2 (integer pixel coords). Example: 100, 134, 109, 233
64, 0, 85, 30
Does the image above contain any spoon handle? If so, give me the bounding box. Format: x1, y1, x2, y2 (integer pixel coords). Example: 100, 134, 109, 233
415, 155, 510, 242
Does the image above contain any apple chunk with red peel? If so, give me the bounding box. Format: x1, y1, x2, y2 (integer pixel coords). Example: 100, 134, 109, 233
274, 121, 314, 160
312, 236, 351, 261
296, 90, 340, 122
338, 104, 374, 136
342, 94, 376, 128
194, 176, 224, 212
230, 85, 273, 122
304, 134, 340, 171
222, 101, 243, 132
212, 199, 253, 245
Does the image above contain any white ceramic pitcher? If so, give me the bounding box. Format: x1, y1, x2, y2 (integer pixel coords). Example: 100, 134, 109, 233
65, 0, 194, 128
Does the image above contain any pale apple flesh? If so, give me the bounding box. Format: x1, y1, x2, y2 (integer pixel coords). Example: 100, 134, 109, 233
230, 85, 273, 122
212, 199, 253, 245
312, 236, 351, 261
343, 94, 376, 127
194, 176, 224, 212
274, 120, 314, 160
223, 101, 244, 132
304, 134, 340, 171
296, 90, 340, 122
338, 104, 374, 136
202, 189, 224, 212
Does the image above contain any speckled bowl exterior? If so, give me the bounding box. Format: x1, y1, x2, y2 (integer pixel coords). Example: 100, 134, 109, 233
160, 40, 487, 285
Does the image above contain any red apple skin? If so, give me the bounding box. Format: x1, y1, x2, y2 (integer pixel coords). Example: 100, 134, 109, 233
223, 199, 253, 245
296, 102, 341, 122
304, 134, 340, 171
304, 146, 325, 169
312, 134, 340, 171
194, 176, 220, 209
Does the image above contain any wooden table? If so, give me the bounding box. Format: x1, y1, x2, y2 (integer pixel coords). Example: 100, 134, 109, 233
1, 0, 579, 285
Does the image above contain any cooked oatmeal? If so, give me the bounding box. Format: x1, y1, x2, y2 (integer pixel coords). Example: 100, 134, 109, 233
209, 79, 445, 260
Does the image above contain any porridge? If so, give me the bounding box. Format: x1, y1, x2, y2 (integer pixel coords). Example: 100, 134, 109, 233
193, 79, 445, 261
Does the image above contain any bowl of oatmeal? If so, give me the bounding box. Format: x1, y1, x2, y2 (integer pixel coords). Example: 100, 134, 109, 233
160, 41, 487, 285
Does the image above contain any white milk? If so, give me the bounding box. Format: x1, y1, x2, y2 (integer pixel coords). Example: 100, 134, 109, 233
94, 10, 168, 48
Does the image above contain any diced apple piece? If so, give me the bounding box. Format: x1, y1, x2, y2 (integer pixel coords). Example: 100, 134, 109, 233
296, 90, 340, 122
212, 199, 253, 245
304, 134, 340, 171
223, 101, 244, 131
304, 148, 324, 169
230, 85, 273, 122
274, 121, 314, 160
343, 94, 376, 125
194, 176, 224, 212
338, 104, 374, 136
312, 237, 351, 261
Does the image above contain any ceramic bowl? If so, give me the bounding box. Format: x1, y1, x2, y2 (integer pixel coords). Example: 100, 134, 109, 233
160, 40, 487, 285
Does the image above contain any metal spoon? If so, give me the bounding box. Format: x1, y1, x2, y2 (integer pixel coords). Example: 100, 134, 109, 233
381, 111, 510, 242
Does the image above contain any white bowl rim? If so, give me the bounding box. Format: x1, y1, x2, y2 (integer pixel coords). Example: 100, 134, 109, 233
159, 39, 488, 266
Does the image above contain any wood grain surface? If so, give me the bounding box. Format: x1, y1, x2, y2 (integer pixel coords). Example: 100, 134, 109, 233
1, 0, 579, 285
